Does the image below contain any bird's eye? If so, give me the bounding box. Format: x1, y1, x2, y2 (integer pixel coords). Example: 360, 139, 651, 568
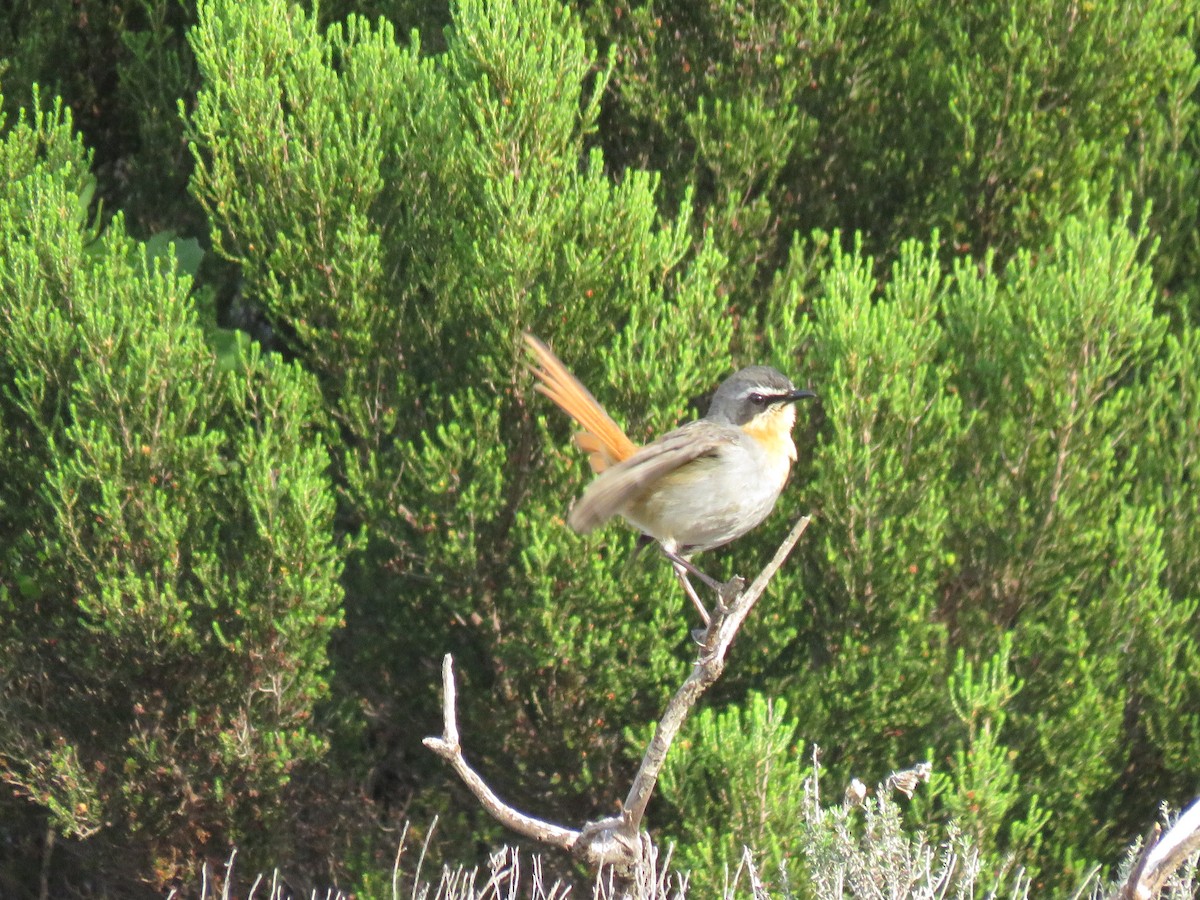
749, 392, 768, 405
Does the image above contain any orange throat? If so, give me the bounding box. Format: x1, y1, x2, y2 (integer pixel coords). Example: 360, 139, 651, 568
740, 405, 798, 472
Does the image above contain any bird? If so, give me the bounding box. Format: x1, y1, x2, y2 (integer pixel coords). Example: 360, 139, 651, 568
523, 333, 815, 624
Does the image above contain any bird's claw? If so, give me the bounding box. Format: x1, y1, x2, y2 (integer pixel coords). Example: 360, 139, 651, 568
715, 575, 745, 611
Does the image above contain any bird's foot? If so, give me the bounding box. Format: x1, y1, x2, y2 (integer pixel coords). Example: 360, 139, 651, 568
714, 575, 746, 612
690, 577, 747, 647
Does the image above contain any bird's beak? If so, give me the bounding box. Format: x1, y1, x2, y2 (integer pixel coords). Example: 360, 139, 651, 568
786, 389, 817, 403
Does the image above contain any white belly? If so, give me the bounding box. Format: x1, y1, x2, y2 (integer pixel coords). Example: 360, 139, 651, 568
624, 435, 792, 553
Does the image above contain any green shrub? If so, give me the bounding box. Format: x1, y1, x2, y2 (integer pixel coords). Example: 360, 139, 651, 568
651, 693, 810, 896
0, 0, 201, 235
583, 0, 1200, 309
0, 93, 346, 887
657, 203, 1194, 892
184, 0, 740, 848
4, 0, 1200, 893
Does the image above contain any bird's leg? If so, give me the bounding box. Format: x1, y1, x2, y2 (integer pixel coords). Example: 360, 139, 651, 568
661, 547, 745, 614
670, 561, 711, 627
660, 548, 723, 593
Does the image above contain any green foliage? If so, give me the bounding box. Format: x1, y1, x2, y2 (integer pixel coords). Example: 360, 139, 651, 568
185, 0, 735, 847
583, 0, 1200, 310
5, 0, 1200, 895
0, 93, 345, 886
744, 233, 957, 777
932, 209, 1186, 883
921, 636, 1050, 890
651, 202, 1194, 894
0, 0, 201, 234
1127, 323, 1200, 794
652, 693, 810, 896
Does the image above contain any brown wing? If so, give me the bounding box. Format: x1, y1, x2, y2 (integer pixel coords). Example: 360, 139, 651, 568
523, 333, 638, 472
567, 421, 732, 533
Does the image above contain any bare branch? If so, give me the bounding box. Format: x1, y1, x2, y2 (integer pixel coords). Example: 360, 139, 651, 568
620, 515, 811, 833
438, 651, 459, 748
1117, 797, 1200, 900
422, 655, 580, 851
423, 514, 812, 875
707, 513, 813, 656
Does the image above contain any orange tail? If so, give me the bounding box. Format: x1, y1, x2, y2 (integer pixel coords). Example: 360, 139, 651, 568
523, 333, 638, 473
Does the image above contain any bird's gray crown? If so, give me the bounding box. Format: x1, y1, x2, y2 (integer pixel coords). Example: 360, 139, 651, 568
706, 366, 798, 425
